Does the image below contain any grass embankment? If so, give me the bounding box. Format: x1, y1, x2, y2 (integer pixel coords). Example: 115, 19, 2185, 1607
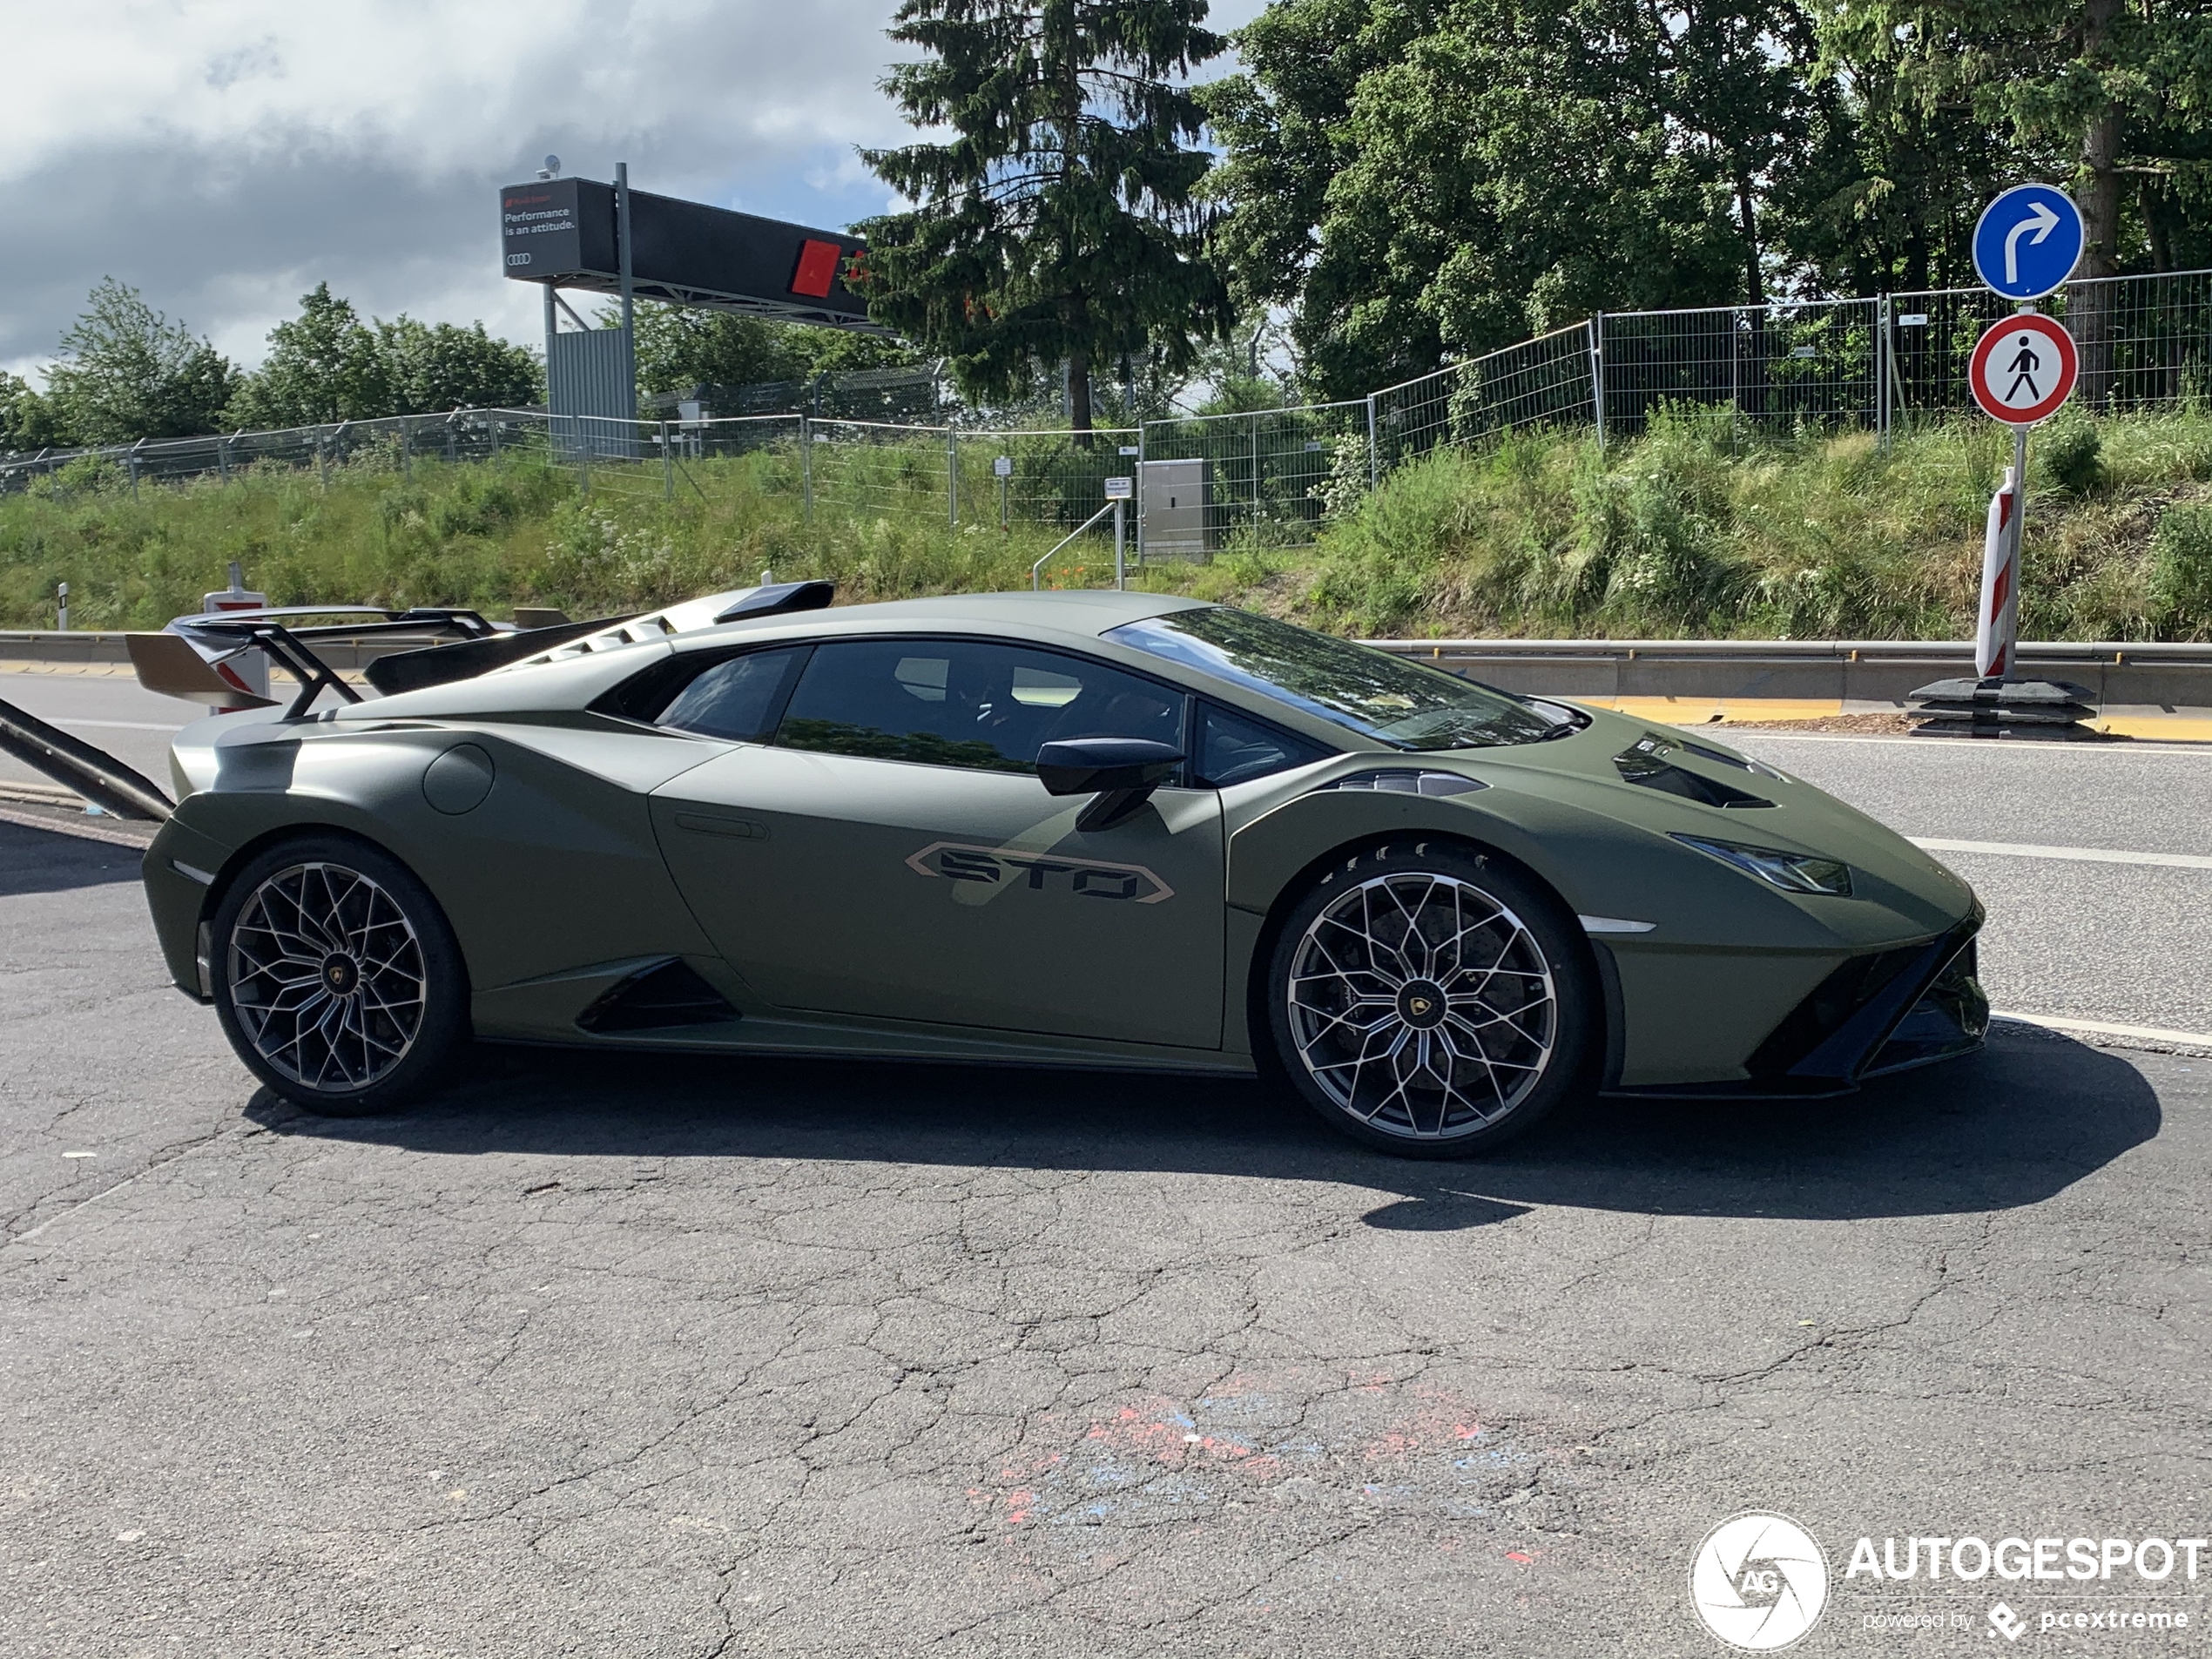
3, 408, 2209, 638
1275, 406, 2212, 641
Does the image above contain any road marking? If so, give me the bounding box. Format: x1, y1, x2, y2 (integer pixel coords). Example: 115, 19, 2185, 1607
1995, 1010, 2212, 1049
1910, 837, 2212, 871
1729, 731, 2212, 754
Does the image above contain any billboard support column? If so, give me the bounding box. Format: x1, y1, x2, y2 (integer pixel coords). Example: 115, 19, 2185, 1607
615, 162, 637, 422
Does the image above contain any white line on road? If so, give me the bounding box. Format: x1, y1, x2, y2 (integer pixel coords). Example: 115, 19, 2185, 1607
1995, 1010, 2212, 1049
1730, 732, 2212, 756
1911, 837, 2212, 870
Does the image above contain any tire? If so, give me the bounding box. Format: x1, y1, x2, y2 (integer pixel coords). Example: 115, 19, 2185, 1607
1265, 840, 1595, 1157
208, 834, 469, 1116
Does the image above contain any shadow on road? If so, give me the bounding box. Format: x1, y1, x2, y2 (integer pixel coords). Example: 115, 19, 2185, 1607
0, 820, 145, 896
246, 1025, 2159, 1231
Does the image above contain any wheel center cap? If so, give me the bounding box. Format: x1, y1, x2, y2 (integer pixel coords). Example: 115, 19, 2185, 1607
321, 953, 360, 995
1396, 979, 1447, 1029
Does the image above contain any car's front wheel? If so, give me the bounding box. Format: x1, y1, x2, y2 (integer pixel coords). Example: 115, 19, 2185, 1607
209, 835, 469, 1116
1266, 840, 1594, 1157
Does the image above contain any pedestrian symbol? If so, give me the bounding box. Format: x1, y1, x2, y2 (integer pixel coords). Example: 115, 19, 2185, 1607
1968, 313, 2078, 426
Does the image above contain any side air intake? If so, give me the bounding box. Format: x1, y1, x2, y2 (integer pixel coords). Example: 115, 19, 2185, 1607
576, 960, 738, 1033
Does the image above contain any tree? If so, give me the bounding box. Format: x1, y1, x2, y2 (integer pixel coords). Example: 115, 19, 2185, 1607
224, 282, 390, 428
1824, 1, 2212, 401
856, 0, 1233, 436
224, 287, 543, 426
376, 317, 542, 414
42, 279, 237, 443
1202, 0, 1839, 398
0, 370, 72, 452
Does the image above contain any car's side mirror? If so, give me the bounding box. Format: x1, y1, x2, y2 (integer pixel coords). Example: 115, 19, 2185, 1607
1036, 737, 1184, 831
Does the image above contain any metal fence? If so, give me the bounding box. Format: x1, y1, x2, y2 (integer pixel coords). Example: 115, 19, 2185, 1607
9, 265, 2212, 562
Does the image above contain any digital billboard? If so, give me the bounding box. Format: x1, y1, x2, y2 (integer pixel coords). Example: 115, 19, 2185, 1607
499, 178, 877, 331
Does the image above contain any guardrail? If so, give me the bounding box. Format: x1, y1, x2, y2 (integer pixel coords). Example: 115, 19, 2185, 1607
6, 629, 2209, 715
1364, 637, 2212, 713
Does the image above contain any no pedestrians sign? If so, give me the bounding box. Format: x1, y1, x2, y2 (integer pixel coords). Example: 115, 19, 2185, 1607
1968, 314, 2078, 426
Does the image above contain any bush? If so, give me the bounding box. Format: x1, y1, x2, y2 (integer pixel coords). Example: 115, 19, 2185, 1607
2038, 415, 2106, 496
2149, 499, 2212, 636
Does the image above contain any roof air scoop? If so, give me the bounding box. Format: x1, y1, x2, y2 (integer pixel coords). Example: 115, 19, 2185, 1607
714, 581, 836, 624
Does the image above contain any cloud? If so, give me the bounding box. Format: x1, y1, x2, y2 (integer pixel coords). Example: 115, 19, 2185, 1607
0, 0, 1270, 381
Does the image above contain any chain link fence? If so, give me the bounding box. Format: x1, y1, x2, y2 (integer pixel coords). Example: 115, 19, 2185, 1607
9, 265, 2212, 566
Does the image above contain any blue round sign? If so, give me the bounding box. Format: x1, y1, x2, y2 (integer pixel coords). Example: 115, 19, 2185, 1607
1973, 185, 2084, 300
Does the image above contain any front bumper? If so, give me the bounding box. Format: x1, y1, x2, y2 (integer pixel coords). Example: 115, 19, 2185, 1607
1608, 916, 1988, 1101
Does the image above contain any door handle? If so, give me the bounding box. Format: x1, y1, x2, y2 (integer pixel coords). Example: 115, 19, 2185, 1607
673, 811, 767, 840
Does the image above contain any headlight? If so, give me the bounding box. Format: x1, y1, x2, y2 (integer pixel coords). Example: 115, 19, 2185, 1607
1672, 833, 1853, 897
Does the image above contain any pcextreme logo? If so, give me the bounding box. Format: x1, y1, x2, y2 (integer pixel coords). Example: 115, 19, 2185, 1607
1689, 1512, 1831, 1651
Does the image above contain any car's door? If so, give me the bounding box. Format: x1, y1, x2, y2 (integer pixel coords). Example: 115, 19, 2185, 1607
647, 635, 1227, 1049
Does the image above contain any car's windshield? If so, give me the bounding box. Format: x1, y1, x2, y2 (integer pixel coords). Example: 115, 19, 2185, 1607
1103, 608, 1557, 750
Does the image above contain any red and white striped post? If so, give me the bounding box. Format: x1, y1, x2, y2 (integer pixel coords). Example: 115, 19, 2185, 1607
1974, 446, 2025, 678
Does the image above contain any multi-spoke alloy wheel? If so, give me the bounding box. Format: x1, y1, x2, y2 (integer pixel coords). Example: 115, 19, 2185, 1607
228, 863, 427, 1091
1267, 844, 1591, 1157
211, 837, 467, 1115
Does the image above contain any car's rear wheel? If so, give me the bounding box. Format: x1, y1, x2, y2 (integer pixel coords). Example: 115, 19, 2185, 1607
209, 835, 468, 1116
1266, 840, 1594, 1157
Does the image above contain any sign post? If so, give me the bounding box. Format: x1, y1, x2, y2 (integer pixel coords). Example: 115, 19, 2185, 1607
1911, 185, 2097, 735
1105, 476, 1134, 590
1966, 312, 2079, 676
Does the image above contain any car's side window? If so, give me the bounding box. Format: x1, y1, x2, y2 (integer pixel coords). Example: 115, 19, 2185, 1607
774, 638, 1186, 774
1194, 701, 1333, 787
654, 646, 809, 743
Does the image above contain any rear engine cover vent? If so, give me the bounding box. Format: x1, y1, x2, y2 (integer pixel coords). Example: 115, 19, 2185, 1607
577, 960, 737, 1033
1613, 735, 1773, 809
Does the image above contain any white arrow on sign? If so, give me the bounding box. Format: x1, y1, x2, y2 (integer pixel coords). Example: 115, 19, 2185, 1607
2004, 199, 2061, 286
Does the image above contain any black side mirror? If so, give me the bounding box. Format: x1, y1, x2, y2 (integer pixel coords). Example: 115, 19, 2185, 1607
1036, 737, 1184, 831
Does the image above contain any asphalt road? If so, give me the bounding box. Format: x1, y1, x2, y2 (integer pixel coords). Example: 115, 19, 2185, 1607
0, 671, 186, 795
1, 698, 2209, 1656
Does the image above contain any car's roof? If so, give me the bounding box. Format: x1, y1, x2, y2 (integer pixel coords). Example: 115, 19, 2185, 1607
718, 589, 1206, 638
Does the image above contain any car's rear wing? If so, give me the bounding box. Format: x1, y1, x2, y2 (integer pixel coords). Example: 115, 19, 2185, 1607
125, 583, 837, 718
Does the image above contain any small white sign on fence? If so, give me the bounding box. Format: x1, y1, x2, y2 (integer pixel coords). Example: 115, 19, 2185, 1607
1103, 475, 1134, 500
993, 455, 1013, 477
1118, 445, 1140, 456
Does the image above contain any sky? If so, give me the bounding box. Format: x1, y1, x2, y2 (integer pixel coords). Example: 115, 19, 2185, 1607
0, 0, 1271, 386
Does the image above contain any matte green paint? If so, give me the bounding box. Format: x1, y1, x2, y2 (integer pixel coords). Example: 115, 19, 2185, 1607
140, 591, 1979, 1089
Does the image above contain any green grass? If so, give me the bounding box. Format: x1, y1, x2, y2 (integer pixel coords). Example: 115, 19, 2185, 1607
1211, 404, 2212, 642
6, 408, 2209, 640
0, 442, 1119, 631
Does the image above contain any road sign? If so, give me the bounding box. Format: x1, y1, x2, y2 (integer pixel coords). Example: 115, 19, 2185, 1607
1972, 185, 2083, 300
1969, 314, 2078, 425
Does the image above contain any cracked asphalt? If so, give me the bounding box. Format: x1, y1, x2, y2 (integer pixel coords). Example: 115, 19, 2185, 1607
3, 746, 2210, 1656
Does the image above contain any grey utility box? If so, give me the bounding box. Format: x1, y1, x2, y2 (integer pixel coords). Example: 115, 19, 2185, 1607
1140, 457, 1213, 558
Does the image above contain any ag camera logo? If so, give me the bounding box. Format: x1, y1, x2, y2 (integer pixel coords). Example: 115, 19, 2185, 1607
1690, 1512, 1830, 1650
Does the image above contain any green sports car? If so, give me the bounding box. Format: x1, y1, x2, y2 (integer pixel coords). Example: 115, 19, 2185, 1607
128, 586, 1986, 1157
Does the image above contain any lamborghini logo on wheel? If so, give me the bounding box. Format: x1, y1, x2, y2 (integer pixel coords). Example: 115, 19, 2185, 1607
905, 841, 1175, 903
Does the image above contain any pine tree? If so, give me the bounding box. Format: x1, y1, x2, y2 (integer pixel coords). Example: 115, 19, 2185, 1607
857, 0, 1232, 435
